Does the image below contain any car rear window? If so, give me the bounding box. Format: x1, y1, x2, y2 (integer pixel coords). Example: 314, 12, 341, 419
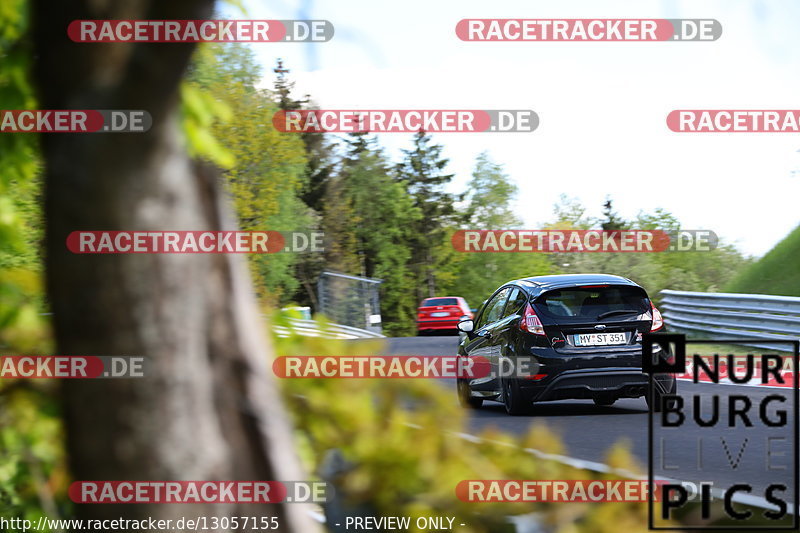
534, 286, 649, 320
421, 297, 458, 307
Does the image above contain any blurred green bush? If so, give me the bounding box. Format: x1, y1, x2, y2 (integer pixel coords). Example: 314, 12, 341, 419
272, 311, 662, 533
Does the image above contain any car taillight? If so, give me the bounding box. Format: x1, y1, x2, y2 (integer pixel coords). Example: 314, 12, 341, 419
524, 373, 548, 381
650, 302, 664, 332
519, 303, 545, 335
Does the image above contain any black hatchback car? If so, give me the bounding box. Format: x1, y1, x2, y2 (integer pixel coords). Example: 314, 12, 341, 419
456, 274, 676, 415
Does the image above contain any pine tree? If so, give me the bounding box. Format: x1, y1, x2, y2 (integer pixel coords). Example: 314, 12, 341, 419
601, 197, 629, 231
395, 131, 458, 300
273, 58, 335, 214
272, 59, 335, 308
321, 132, 420, 334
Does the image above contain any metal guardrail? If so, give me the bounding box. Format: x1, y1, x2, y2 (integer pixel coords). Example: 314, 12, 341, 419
273, 318, 385, 340
660, 289, 800, 351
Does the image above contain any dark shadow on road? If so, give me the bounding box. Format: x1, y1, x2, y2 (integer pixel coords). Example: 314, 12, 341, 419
469, 400, 649, 418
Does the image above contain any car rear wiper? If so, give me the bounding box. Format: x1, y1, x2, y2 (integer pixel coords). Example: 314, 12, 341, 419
597, 309, 642, 319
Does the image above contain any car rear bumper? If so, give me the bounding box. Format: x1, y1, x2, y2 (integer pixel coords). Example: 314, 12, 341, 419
519, 367, 676, 402
417, 319, 460, 331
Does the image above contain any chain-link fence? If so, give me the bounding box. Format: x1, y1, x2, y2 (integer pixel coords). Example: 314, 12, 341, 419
317, 271, 383, 334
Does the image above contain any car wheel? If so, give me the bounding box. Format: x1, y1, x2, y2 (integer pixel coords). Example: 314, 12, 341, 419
646, 380, 678, 412
457, 379, 483, 409
502, 377, 530, 416
593, 396, 616, 406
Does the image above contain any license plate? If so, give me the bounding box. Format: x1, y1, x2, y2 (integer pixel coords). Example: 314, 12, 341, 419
430, 312, 450, 317
573, 332, 627, 346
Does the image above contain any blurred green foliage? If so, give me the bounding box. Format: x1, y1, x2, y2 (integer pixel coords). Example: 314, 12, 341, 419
0, 0, 49, 352
272, 312, 663, 533
0, 0, 66, 526
185, 43, 312, 306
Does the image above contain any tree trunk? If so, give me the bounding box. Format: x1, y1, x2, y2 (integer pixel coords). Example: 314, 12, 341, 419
32, 1, 319, 530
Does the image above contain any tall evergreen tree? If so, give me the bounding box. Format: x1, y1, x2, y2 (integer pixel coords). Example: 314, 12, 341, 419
322, 132, 420, 334
601, 197, 629, 231
272, 59, 335, 308
395, 131, 458, 301
273, 58, 335, 214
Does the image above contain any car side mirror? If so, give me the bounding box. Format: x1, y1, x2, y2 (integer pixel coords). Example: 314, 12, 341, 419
457, 318, 474, 333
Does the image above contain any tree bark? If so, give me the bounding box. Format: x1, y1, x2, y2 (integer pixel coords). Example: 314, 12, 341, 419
32, 1, 319, 530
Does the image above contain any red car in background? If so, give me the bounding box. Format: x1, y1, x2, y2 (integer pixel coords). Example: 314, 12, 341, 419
416, 297, 473, 335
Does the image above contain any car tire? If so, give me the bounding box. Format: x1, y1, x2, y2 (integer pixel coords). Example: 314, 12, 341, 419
646, 380, 678, 412
457, 379, 483, 409
593, 396, 616, 406
502, 377, 531, 416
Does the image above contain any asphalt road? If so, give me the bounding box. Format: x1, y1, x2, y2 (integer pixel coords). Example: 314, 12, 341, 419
372, 335, 798, 511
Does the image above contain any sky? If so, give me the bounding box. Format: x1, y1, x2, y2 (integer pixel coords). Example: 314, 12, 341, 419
223, 0, 800, 257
